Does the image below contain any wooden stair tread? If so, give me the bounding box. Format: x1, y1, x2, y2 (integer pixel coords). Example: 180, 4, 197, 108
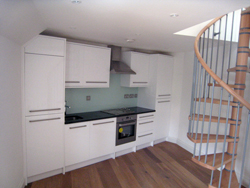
208, 83, 246, 89
189, 114, 239, 124
208, 169, 239, 188
195, 98, 239, 107
187, 133, 239, 144
192, 153, 236, 171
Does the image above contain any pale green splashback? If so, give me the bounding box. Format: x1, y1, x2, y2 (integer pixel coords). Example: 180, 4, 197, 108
65, 74, 138, 114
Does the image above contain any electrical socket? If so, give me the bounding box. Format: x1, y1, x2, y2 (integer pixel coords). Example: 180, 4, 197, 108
134, 94, 137, 98
129, 94, 134, 98
86, 96, 91, 101
124, 94, 129, 99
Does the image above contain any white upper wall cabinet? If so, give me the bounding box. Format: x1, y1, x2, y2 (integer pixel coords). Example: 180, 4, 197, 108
65, 42, 111, 88
120, 51, 149, 87
24, 35, 65, 56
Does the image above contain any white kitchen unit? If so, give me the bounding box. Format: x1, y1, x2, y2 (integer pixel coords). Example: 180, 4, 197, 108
65, 42, 111, 88
65, 122, 90, 166
25, 114, 64, 177
137, 54, 173, 141
136, 112, 155, 146
89, 118, 116, 159
24, 54, 64, 116
120, 51, 150, 87
23, 35, 66, 182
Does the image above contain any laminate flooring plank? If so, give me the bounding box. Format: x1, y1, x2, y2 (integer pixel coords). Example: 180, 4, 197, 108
71, 166, 91, 188
62, 171, 72, 188
30, 174, 64, 188
109, 158, 141, 188
96, 160, 122, 188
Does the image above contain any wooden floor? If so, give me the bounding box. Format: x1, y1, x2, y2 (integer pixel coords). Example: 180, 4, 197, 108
26, 142, 215, 188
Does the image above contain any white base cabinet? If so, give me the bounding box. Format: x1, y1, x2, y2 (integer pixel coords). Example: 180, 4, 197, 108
89, 118, 116, 159
25, 114, 64, 177
65, 122, 90, 166
136, 113, 155, 146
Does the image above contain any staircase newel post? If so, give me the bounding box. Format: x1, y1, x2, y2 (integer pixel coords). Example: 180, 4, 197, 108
225, 8, 250, 171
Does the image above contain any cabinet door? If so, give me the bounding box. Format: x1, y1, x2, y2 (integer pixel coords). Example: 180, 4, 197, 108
156, 56, 173, 98
25, 54, 64, 116
24, 35, 65, 56
154, 99, 171, 140
82, 45, 110, 88
65, 122, 90, 166
26, 114, 64, 177
65, 43, 84, 87
89, 118, 116, 159
130, 52, 149, 87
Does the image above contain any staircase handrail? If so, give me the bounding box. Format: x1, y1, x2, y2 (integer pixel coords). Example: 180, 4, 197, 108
194, 16, 250, 110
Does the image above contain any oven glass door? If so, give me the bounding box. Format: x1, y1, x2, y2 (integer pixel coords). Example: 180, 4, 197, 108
116, 120, 136, 145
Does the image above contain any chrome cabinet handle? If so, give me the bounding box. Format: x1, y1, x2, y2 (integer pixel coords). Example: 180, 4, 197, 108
93, 121, 114, 125
86, 81, 107, 84
139, 114, 154, 118
133, 82, 148, 84
138, 133, 153, 138
158, 100, 170, 103
29, 108, 61, 113
119, 122, 136, 127
29, 117, 60, 123
65, 81, 80, 83
69, 125, 87, 129
139, 121, 154, 125
158, 94, 171, 97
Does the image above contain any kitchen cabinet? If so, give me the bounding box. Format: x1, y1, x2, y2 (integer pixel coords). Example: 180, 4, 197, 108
24, 35, 65, 56
154, 99, 171, 140
25, 114, 64, 177
89, 118, 116, 159
120, 51, 149, 87
137, 54, 173, 140
65, 122, 90, 166
136, 113, 155, 146
65, 42, 111, 88
24, 53, 65, 116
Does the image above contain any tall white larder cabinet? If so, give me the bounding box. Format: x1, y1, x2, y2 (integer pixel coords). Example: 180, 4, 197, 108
137, 54, 173, 141
23, 35, 66, 180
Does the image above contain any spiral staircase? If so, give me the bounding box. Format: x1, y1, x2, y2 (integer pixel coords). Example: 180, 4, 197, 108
187, 8, 250, 188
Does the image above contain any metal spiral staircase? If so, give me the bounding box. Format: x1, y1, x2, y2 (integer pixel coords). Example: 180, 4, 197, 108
187, 8, 250, 188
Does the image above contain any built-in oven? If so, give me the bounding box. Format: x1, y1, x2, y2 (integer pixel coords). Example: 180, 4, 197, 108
116, 115, 137, 146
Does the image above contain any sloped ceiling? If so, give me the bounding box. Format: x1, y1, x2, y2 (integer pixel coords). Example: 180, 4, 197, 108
0, 0, 249, 52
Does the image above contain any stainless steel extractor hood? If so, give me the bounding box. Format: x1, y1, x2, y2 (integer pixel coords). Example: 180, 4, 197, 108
108, 45, 136, 74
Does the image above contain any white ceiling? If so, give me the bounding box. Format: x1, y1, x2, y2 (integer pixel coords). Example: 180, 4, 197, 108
1, 0, 250, 53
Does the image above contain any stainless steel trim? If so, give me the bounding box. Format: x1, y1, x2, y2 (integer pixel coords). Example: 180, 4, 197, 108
138, 133, 153, 138
65, 81, 80, 83
69, 125, 87, 129
29, 108, 61, 112
139, 114, 154, 118
133, 82, 148, 84
139, 121, 154, 125
93, 121, 114, 125
118, 122, 136, 127
29, 117, 60, 123
158, 100, 170, 103
86, 81, 107, 84
158, 94, 171, 97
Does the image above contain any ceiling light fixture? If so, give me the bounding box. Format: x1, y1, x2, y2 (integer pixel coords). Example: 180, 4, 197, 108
71, 0, 82, 4
170, 13, 179, 18
126, 39, 136, 43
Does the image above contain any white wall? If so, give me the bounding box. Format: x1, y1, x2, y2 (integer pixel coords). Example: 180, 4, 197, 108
0, 35, 23, 188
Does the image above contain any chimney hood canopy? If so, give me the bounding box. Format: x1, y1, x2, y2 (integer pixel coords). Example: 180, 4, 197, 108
109, 45, 136, 74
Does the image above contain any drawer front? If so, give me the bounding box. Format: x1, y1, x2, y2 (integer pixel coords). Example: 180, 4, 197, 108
137, 119, 154, 133
137, 113, 155, 121
137, 130, 154, 146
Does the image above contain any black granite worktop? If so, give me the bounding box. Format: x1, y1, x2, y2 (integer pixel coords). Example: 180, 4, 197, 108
65, 106, 155, 124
